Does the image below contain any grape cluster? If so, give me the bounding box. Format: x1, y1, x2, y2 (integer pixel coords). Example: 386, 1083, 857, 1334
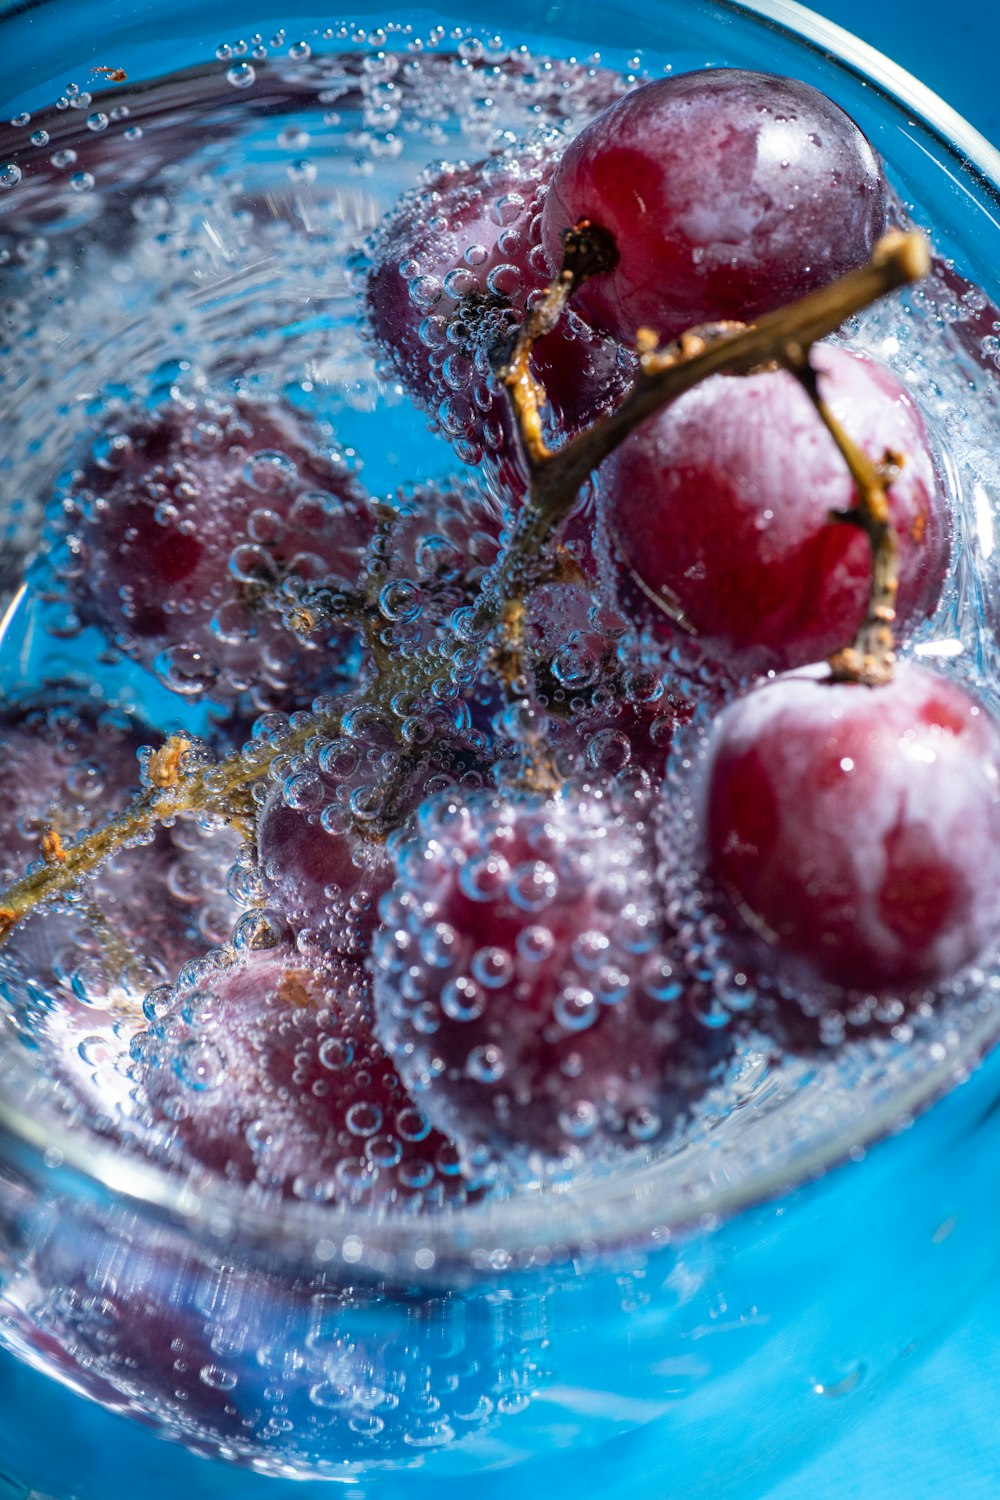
10, 65, 1000, 1224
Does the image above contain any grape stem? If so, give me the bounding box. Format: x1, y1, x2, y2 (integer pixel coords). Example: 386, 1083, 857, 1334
493, 220, 619, 474
0, 231, 930, 944
787, 354, 902, 685
487, 229, 930, 628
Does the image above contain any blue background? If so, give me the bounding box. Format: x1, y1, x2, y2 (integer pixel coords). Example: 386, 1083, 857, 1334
769, 17, 1000, 1500
806, 0, 1000, 143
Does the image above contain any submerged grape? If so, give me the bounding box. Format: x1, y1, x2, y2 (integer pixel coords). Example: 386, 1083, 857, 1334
600, 345, 949, 675
42, 395, 374, 709
134, 945, 484, 1206
372, 782, 714, 1176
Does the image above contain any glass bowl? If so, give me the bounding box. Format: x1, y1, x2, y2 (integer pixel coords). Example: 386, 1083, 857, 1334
2, 2, 1000, 1498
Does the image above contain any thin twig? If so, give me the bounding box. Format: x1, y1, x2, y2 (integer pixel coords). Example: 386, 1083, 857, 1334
788, 355, 902, 685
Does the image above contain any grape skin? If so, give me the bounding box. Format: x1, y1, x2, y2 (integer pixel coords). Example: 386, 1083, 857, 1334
600, 345, 949, 676
702, 662, 1000, 992
46, 395, 374, 708
372, 783, 708, 1175
135, 945, 482, 1207
541, 69, 886, 344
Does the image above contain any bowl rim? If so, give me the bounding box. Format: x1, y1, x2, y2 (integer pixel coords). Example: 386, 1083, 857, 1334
2, 0, 1000, 1275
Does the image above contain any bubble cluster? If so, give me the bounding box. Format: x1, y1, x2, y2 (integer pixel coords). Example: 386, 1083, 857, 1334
0, 693, 241, 1124
42, 396, 374, 710
27, 1223, 546, 1465
372, 781, 711, 1177
133, 944, 487, 1207
363, 136, 634, 498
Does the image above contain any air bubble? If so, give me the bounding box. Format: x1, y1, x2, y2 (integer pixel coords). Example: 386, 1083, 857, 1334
174, 1038, 227, 1092
471, 947, 513, 989
226, 63, 256, 88
517, 925, 555, 963
509, 861, 557, 911
559, 1100, 598, 1138
554, 986, 598, 1031
441, 976, 485, 1022
287, 158, 317, 184
318, 1036, 354, 1070
346, 1101, 383, 1137
466, 1043, 505, 1083
200, 1364, 238, 1392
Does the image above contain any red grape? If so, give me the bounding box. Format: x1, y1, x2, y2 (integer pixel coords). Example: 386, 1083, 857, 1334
46, 395, 374, 708
701, 662, 1000, 992
600, 345, 949, 675
542, 70, 886, 344
135, 945, 484, 1206
372, 782, 703, 1173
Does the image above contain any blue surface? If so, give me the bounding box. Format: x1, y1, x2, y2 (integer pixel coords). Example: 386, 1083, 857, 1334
809, 0, 1000, 143
771, 13, 1000, 1498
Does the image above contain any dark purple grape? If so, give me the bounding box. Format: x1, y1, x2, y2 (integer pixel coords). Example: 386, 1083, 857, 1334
46, 396, 374, 708
542, 70, 886, 344
364, 138, 634, 498
702, 662, 1000, 992
600, 345, 949, 676
135, 944, 484, 1206
372, 782, 705, 1174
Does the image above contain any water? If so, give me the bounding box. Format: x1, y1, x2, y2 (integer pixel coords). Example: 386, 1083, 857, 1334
2, 9, 1000, 1499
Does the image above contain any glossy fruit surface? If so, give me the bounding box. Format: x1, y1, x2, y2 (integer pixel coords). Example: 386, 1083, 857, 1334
601, 345, 948, 675
704, 663, 1000, 990
542, 69, 885, 343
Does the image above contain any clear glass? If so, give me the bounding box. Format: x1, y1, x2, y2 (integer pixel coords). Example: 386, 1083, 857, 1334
2, 2, 1000, 1498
